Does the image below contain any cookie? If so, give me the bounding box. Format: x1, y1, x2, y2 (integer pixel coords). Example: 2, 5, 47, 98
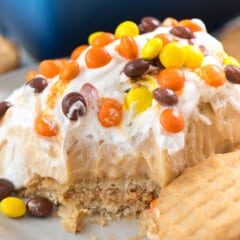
0, 35, 19, 74
140, 151, 240, 240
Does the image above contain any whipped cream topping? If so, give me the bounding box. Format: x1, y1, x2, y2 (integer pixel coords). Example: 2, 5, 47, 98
1, 18, 240, 188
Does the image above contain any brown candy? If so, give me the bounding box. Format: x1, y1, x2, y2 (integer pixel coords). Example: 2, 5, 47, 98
123, 58, 150, 78
139, 16, 161, 33
62, 92, 87, 120
27, 197, 53, 217
153, 87, 178, 106
28, 76, 48, 93
224, 65, 240, 84
0, 101, 12, 119
0, 178, 15, 200
170, 26, 195, 39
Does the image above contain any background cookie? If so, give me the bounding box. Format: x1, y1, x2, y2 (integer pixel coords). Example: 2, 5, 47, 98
0, 35, 19, 74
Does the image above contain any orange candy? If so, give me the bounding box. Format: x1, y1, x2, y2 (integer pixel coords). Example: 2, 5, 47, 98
91, 32, 115, 47
157, 68, 185, 91
150, 198, 157, 211
201, 64, 226, 87
85, 47, 112, 68
160, 108, 184, 133
59, 61, 80, 82
179, 19, 204, 32
26, 70, 37, 83
154, 33, 177, 46
34, 112, 58, 137
162, 17, 179, 27
39, 60, 60, 79
115, 36, 138, 59
71, 45, 88, 60
98, 98, 123, 128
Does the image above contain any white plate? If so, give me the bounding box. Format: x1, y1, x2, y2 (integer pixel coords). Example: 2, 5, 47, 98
0, 67, 145, 240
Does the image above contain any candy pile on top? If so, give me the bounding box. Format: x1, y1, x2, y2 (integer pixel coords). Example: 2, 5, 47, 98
1, 16, 240, 137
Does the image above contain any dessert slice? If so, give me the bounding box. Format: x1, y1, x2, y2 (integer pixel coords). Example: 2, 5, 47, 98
0, 17, 240, 232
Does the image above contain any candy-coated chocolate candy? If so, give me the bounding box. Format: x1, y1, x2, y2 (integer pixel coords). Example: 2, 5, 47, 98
28, 76, 48, 93
92, 32, 115, 47
88, 31, 103, 45
139, 16, 161, 33
125, 87, 153, 114
123, 58, 150, 78
0, 197, 26, 218
80, 83, 100, 109
98, 98, 122, 128
115, 36, 138, 59
162, 17, 178, 27
184, 45, 203, 68
224, 56, 240, 67
59, 61, 80, 82
160, 108, 184, 133
157, 68, 185, 91
0, 179, 15, 201
154, 33, 176, 46
179, 19, 204, 32
39, 60, 60, 79
26, 70, 37, 83
62, 92, 87, 120
153, 87, 178, 106
0, 101, 12, 120
224, 65, 240, 84
34, 112, 58, 137
27, 197, 53, 217
201, 64, 226, 87
85, 47, 112, 68
159, 42, 186, 68
141, 38, 163, 60
71, 45, 88, 60
170, 26, 195, 39
115, 21, 139, 38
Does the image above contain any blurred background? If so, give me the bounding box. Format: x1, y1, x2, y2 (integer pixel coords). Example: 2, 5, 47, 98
0, 0, 239, 71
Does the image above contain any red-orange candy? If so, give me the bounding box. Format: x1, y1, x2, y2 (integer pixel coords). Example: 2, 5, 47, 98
59, 61, 80, 82
53, 58, 68, 68
115, 36, 138, 59
98, 98, 123, 128
71, 45, 88, 60
160, 108, 184, 133
157, 68, 185, 91
26, 70, 37, 83
39, 60, 60, 78
34, 112, 58, 137
179, 19, 204, 32
201, 64, 226, 87
85, 47, 112, 68
91, 32, 115, 47
150, 198, 157, 211
162, 17, 179, 27
154, 33, 177, 46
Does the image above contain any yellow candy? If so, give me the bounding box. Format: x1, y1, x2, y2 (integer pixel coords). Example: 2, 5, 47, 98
0, 197, 26, 218
88, 31, 103, 45
159, 42, 186, 68
141, 38, 163, 60
125, 87, 153, 114
138, 75, 158, 91
224, 56, 240, 67
115, 21, 139, 38
184, 45, 204, 68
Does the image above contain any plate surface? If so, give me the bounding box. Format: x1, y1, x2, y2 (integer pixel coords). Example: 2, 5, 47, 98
0, 67, 144, 240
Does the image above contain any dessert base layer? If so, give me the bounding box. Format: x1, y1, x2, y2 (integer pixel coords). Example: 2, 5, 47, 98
19, 175, 159, 232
